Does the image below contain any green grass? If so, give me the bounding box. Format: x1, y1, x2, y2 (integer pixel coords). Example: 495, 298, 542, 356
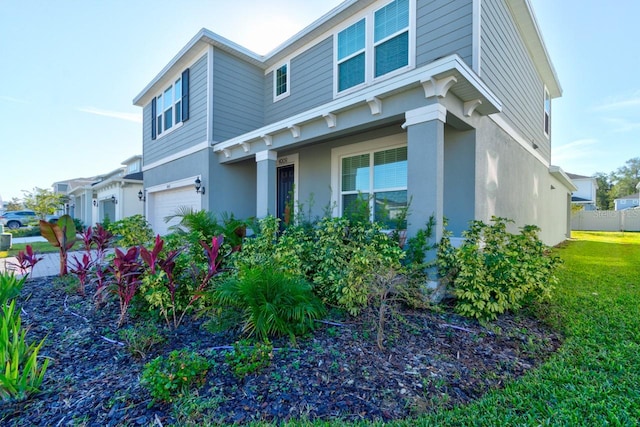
0, 241, 83, 258
276, 231, 640, 426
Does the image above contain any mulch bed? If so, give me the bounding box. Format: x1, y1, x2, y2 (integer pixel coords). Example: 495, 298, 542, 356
0, 276, 562, 426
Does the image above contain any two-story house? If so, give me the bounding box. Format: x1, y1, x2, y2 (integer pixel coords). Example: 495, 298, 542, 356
566, 173, 598, 211
133, 0, 575, 245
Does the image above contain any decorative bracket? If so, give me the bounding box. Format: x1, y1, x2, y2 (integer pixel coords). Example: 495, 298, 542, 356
421, 75, 457, 98
289, 125, 301, 138
222, 148, 231, 158
463, 99, 482, 117
240, 142, 251, 153
366, 97, 382, 115
323, 113, 337, 128
262, 135, 272, 146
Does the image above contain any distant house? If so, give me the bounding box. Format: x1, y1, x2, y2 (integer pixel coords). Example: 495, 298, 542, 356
614, 193, 640, 211
63, 156, 144, 227
566, 173, 597, 211
133, 0, 576, 245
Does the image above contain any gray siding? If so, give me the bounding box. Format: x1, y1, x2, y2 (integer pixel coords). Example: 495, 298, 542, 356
212, 49, 264, 141
264, 37, 334, 125
416, 0, 474, 68
143, 54, 208, 166
480, 0, 550, 160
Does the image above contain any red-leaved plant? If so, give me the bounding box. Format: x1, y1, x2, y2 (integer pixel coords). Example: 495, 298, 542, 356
140, 235, 181, 327
69, 253, 93, 296
104, 246, 143, 327
39, 215, 77, 276
11, 245, 43, 277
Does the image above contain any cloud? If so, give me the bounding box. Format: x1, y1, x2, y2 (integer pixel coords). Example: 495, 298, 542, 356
0, 95, 29, 104
552, 139, 599, 163
602, 117, 640, 133
78, 107, 142, 123
594, 91, 640, 111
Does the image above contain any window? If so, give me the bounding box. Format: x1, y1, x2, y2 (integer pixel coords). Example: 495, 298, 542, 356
544, 87, 551, 137
151, 68, 190, 140
340, 146, 407, 227
274, 63, 290, 101
337, 19, 366, 92
336, 0, 412, 94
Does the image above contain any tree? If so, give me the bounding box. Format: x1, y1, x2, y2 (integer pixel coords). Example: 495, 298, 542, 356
22, 187, 64, 219
593, 172, 613, 210
5, 198, 23, 211
610, 157, 640, 201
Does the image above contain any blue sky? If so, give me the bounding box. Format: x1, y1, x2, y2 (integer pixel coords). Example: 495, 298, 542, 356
0, 0, 637, 202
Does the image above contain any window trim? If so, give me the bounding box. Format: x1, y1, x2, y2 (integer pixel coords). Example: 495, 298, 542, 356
543, 86, 551, 138
331, 134, 407, 221
273, 62, 290, 102
151, 68, 190, 140
333, 0, 415, 98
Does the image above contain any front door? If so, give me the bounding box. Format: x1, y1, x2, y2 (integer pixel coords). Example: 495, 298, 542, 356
277, 165, 295, 225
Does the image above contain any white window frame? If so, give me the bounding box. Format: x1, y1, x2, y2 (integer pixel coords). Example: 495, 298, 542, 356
543, 86, 551, 138
273, 62, 290, 102
333, 0, 416, 98
155, 75, 184, 139
331, 134, 407, 222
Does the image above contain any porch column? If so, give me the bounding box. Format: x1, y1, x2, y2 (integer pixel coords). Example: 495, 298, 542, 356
255, 150, 277, 217
404, 104, 446, 245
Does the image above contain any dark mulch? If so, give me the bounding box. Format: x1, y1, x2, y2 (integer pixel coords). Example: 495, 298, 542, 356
1, 276, 562, 426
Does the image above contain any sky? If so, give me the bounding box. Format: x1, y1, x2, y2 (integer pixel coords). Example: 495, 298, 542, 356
0, 0, 638, 203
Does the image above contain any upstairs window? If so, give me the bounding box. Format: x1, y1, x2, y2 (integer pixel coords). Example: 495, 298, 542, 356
274, 63, 290, 101
544, 87, 551, 137
335, 0, 413, 94
151, 68, 190, 140
337, 19, 366, 92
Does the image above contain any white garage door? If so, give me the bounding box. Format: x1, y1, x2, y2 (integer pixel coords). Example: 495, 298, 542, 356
149, 186, 201, 236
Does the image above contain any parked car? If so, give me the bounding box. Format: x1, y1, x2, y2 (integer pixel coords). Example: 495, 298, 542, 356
0, 210, 59, 229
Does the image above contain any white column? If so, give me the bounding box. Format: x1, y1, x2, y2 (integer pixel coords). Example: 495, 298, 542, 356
255, 150, 277, 217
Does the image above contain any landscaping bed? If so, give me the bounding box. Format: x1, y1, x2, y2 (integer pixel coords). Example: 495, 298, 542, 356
1, 276, 561, 426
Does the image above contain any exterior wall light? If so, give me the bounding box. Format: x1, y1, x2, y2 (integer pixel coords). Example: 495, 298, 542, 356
111, 195, 118, 204
195, 177, 205, 195
93, 200, 97, 207
138, 190, 146, 202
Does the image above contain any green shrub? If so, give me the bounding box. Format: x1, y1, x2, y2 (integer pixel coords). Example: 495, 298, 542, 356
0, 300, 49, 401
225, 339, 273, 379
438, 217, 560, 321
215, 263, 326, 344
107, 214, 154, 248
0, 273, 26, 307
118, 323, 166, 359
141, 349, 211, 403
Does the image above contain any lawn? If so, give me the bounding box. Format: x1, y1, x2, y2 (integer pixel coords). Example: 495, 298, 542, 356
280, 231, 640, 426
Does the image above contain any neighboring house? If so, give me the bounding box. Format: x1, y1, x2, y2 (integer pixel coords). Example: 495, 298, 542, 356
65, 156, 144, 227
566, 173, 597, 211
52, 178, 97, 217
133, 0, 575, 245
614, 193, 640, 211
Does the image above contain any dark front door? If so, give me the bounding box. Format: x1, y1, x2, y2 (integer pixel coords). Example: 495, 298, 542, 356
277, 165, 295, 225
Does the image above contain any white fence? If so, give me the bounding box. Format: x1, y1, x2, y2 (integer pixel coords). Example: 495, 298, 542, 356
572, 210, 640, 231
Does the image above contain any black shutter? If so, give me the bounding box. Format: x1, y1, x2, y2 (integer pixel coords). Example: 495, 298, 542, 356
181, 68, 190, 122
151, 97, 157, 140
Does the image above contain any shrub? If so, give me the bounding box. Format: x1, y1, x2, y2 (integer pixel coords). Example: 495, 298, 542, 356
438, 217, 560, 321
0, 273, 26, 306
0, 300, 49, 401
107, 215, 154, 248
225, 339, 273, 379
118, 323, 166, 359
141, 349, 211, 403
215, 263, 326, 344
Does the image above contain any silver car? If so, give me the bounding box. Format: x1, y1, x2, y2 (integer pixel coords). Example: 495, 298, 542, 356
0, 210, 59, 229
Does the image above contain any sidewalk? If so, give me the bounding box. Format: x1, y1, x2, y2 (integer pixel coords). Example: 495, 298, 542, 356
1, 252, 64, 278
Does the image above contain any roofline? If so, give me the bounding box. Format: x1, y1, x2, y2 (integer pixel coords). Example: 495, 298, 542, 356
550, 165, 578, 192
506, 0, 562, 98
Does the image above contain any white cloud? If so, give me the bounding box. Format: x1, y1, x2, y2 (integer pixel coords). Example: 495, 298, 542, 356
603, 117, 640, 133
552, 138, 599, 163
595, 90, 640, 111
0, 95, 29, 104
78, 107, 142, 123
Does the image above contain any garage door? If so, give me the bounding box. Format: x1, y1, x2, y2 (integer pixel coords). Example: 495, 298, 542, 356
149, 186, 202, 236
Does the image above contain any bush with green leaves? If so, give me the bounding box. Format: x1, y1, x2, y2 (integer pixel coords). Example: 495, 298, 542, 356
0, 273, 26, 307
141, 349, 211, 403
225, 339, 273, 379
215, 263, 326, 344
437, 217, 560, 321
118, 322, 166, 359
106, 214, 154, 248
0, 300, 49, 401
